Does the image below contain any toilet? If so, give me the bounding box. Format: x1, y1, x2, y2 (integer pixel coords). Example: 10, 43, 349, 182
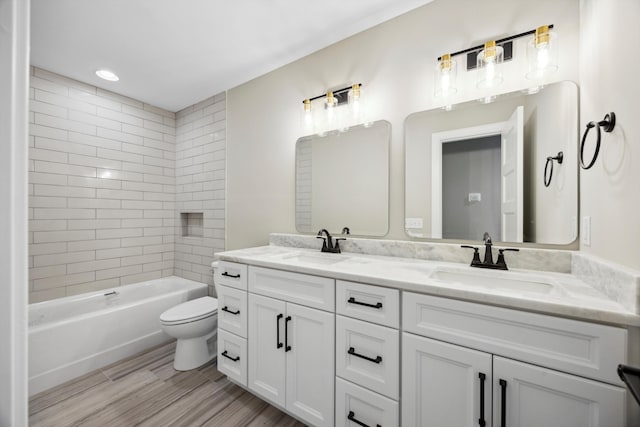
160, 296, 218, 371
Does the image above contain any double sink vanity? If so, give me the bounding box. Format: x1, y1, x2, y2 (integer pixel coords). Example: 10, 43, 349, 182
212, 234, 640, 427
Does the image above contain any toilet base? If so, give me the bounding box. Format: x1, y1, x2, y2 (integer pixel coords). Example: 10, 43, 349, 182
173, 329, 217, 371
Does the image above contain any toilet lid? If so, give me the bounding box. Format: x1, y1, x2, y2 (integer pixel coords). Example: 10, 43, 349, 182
160, 296, 218, 324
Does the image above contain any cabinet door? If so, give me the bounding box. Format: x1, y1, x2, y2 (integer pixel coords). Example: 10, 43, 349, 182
402, 333, 492, 427
493, 357, 626, 427
286, 302, 335, 427
248, 293, 286, 407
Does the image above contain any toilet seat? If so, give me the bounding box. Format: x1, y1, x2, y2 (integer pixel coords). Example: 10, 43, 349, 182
160, 296, 218, 325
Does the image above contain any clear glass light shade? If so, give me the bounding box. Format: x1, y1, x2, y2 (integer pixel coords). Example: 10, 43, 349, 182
347, 84, 366, 126
300, 99, 315, 135
525, 26, 558, 81
476, 41, 504, 89
434, 54, 458, 98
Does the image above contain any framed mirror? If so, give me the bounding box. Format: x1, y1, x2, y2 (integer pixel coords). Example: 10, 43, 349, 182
295, 120, 390, 236
405, 81, 578, 245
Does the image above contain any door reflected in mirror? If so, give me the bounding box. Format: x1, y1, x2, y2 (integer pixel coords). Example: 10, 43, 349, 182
295, 120, 390, 237
405, 81, 578, 245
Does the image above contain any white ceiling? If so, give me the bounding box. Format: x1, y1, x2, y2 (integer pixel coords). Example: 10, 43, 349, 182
30, 0, 434, 112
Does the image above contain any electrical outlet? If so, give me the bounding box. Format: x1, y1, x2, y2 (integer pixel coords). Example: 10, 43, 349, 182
581, 216, 591, 246
405, 218, 424, 229
468, 192, 482, 202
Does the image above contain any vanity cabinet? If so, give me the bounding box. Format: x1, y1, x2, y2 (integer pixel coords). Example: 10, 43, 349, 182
402, 292, 628, 427
248, 267, 335, 427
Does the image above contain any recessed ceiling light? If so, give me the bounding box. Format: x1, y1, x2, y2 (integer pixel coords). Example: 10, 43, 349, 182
95, 69, 119, 82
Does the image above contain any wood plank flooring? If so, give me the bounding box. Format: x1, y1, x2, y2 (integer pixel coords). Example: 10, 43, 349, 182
29, 341, 307, 427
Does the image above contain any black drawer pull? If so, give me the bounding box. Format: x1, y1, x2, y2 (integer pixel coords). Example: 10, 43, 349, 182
347, 297, 382, 309
221, 350, 239, 362
221, 272, 241, 279
221, 306, 240, 315
499, 379, 507, 427
285, 316, 292, 352
347, 411, 381, 427
276, 313, 283, 349
478, 372, 486, 427
348, 347, 382, 364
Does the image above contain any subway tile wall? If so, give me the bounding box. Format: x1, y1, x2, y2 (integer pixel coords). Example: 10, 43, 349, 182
28, 67, 226, 303
175, 94, 226, 296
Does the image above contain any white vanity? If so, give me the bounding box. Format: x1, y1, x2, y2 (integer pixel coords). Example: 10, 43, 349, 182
213, 241, 639, 427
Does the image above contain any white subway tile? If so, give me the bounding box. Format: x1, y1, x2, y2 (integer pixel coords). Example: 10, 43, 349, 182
35, 136, 97, 157
30, 99, 68, 118
143, 260, 173, 272
35, 68, 96, 94
121, 181, 163, 192
96, 169, 142, 182
121, 105, 162, 122
143, 243, 173, 254
34, 251, 95, 268
97, 148, 143, 164
68, 198, 121, 209
29, 219, 67, 232
69, 153, 122, 170
121, 142, 164, 159
95, 246, 143, 260
122, 123, 163, 140
120, 271, 162, 286
68, 258, 121, 274
122, 161, 163, 175
29, 242, 67, 256
121, 218, 163, 228
35, 113, 97, 135
96, 209, 143, 219
35, 160, 96, 177
96, 88, 143, 109
121, 200, 163, 210
30, 123, 68, 140
67, 239, 120, 252
143, 174, 173, 185
65, 278, 120, 296
97, 107, 143, 126
144, 103, 174, 119
121, 253, 161, 267
144, 192, 174, 202
120, 236, 162, 247
69, 88, 122, 111
34, 184, 96, 198
68, 110, 122, 131
33, 229, 95, 243
29, 196, 67, 208
30, 264, 66, 280
67, 219, 121, 230
143, 120, 175, 135
143, 138, 174, 152
95, 264, 142, 281
95, 228, 143, 239
97, 127, 144, 145
67, 176, 122, 190
68, 131, 122, 151
97, 189, 143, 200
34, 208, 95, 220
29, 288, 66, 303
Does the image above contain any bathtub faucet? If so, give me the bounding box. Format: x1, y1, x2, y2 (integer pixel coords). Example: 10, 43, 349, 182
104, 290, 118, 296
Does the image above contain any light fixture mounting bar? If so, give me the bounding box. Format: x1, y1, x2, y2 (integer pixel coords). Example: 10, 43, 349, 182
302, 83, 362, 104
436, 24, 554, 70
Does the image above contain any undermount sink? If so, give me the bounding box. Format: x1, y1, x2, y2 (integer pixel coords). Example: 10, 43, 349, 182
429, 268, 556, 294
280, 252, 348, 266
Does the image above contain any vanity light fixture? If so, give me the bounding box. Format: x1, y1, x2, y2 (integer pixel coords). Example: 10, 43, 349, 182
300, 83, 363, 135
435, 24, 555, 105
95, 69, 119, 82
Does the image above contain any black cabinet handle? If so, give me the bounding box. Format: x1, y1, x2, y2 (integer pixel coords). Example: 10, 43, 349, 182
221, 306, 240, 315
499, 379, 508, 427
285, 316, 292, 352
347, 297, 382, 309
347, 411, 381, 427
221, 350, 239, 362
348, 347, 382, 364
276, 313, 283, 349
221, 272, 240, 279
478, 372, 486, 427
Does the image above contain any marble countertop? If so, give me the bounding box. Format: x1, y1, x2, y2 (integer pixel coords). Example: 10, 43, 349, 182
215, 245, 640, 327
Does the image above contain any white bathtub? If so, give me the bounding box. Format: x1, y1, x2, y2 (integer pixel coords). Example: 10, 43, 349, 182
29, 276, 207, 396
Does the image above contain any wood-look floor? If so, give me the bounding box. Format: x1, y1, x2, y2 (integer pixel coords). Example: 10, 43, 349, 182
29, 341, 307, 427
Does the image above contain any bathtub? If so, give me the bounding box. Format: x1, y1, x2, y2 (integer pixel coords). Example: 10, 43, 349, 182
29, 276, 207, 396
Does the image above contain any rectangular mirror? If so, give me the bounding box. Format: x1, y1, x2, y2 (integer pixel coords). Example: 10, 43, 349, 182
405, 81, 578, 245
296, 120, 390, 236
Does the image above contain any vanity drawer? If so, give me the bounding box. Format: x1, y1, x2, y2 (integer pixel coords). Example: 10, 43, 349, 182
335, 377, 398, 427
217, 329, 247, 386
336, 315, 399, 399
248, 266, 335, 312
216, 285, 247, 338
403, 292, 627, 385
336, 280, 399, 328
215, 261, 248, 290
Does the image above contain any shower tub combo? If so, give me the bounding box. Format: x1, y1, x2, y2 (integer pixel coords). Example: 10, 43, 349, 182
28, 276, 207, 396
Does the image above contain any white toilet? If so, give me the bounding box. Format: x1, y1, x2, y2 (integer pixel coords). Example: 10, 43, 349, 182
160, 296, 218, 371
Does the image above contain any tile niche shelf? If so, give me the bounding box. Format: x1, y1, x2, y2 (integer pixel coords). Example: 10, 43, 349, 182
181, 212, 204, 238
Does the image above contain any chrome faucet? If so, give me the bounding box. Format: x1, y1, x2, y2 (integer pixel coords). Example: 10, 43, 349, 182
461, 232, 519, 270
317, 229, 346, 253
